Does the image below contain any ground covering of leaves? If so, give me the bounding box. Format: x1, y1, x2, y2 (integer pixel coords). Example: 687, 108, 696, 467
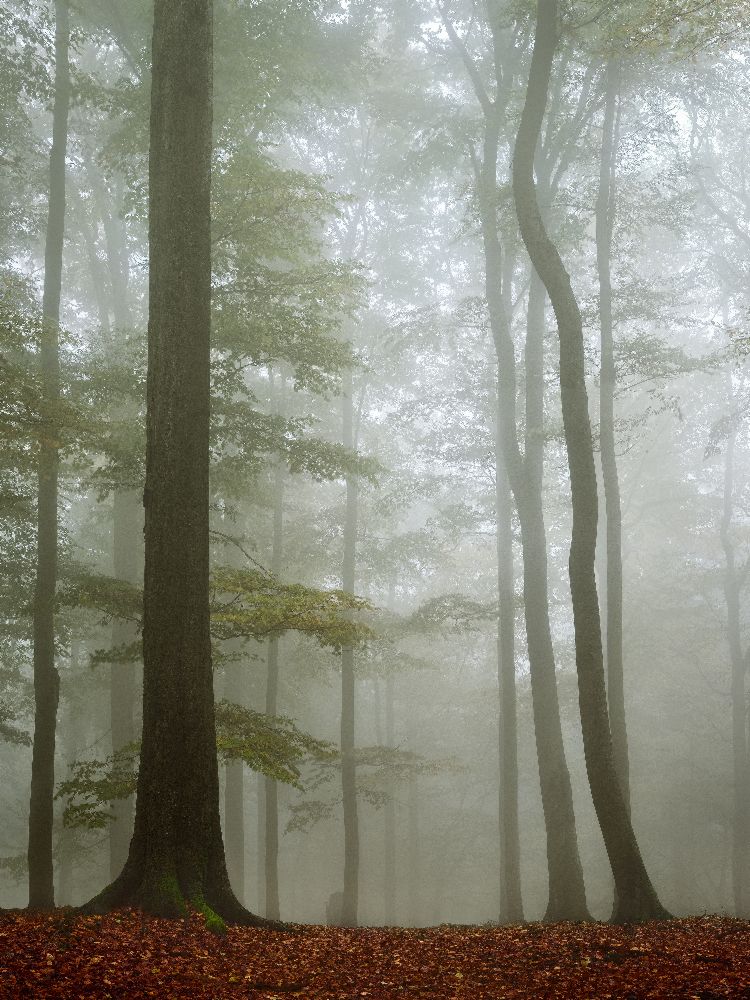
1, 910, 749, 999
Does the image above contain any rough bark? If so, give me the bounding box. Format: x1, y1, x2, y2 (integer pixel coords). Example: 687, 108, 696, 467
596, 59, 630, 811
28, 0, 70, 912
512, 0, 669, 922
340, 367, 360, 927
720, 383, 750, 918
82, 0, 265, 928
264, 461, 284, 921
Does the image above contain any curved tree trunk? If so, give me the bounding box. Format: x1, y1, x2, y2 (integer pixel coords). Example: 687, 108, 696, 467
512, 0, 669, 923
478, 113, 589, 922
83, 0, 265, 928
28, 0, 70, 912
596, 59, 630, 812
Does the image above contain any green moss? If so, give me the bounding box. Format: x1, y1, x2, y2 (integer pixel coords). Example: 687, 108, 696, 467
190, 891, 227, 936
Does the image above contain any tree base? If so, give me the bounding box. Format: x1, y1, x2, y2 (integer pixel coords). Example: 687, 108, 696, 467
80, 865, 286, 933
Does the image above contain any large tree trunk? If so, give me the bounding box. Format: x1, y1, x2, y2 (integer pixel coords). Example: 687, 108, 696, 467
83, 0, 262, 927
478, 112, 589, 921
512, 0, 669, 923
340, 367, 360, 927
720, 378, 750, 917
264, 461, 284, 920
28, 0, 70, 912
596, 59, 630, 811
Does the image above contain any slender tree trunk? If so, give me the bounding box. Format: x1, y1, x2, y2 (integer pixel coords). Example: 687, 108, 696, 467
478, 111, 588, 921
407, 765, 419, 926
264, 461, 284, 920
223, 662, 245, 904
720, 378, 750, 918
512, 0, 669, 922
105, 200, 142, 880
28, 0, 70, 912
340, 367, 359, 927
596, 59, 630, 811
384, 672, 396, 925
83, 0, 263, 926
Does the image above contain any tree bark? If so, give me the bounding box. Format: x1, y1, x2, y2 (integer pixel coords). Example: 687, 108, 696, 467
512, 0, 669, 922
596, 59, 630, 811
340, 366, 360, 927
28, 0, 70, 912
82, 0, 264, 927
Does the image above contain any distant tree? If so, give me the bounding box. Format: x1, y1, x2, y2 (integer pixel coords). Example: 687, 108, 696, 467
512, 0, 669, 923
28, 0, 70, 912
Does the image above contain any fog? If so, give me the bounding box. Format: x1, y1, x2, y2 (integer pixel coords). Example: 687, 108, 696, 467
1, 0, 749, 927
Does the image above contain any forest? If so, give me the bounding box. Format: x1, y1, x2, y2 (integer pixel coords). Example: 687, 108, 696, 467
2, 0, 750, 997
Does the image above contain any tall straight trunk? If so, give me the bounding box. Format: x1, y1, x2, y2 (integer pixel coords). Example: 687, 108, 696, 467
479, 112, 589, 921
100, 179, 142, 881
512, 0, 669, 922
340, 367, 360, 927
223, 663, 245, 904
28, 0, 70, 911
407, 766, 419, 926
264, 461, 284, 920
57, 641, 80, 906
596, 60, 630, 811
109, 492, 141, 879
720, 381, 750, 917
384, 672, 396, 924
83, 0, 262, 925
496, 414, 523, 923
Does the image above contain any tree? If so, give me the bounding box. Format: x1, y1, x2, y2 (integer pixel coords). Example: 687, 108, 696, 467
83, 0, 256, 926
28, 0, 70, 912
512, 0, 669, 923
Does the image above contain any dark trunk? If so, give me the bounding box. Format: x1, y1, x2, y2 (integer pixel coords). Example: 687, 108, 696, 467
479, 110, 588, 922
720, 388, 750, 918
82, 0, 263, 927
340, 367, 359, 927
28, 0, 69, 912
596, 60, 630, 811
223, 663, 245, 905
264, 461, 284, 920
512, 0, 669, 922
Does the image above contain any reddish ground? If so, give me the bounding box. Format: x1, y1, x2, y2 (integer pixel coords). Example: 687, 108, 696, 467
0, 910, 748, 999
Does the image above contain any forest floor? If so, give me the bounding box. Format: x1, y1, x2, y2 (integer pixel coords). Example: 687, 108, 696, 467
0, 909, 749, 999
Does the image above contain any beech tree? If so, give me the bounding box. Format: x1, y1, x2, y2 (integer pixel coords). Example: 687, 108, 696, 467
83, 0, 258, 926
512, 0, 669, 923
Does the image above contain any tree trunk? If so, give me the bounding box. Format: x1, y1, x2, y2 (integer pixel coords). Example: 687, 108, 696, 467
478, 110, 588, 922
264, 461, 284, 920
340, 367, 359, 927
720, 379, 750, 918
82, 0, 263, 927
596, 59, 630, 811
28, 0, 70, 912
512, 0, 669, 922
223, 662, 245, 905
384, 673, 396, 925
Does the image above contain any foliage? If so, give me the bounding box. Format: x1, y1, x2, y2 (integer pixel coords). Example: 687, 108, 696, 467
59, 565, 374, 654
56, 705, 335, 829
